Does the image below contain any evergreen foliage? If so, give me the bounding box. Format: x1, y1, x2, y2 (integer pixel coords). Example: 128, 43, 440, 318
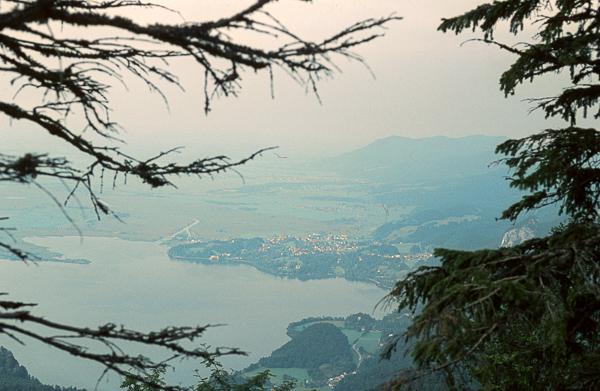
335, 350, 446, 391
194, 358, 295, 391
285, 316, 345, 339
121, 368, 166, 391
334, 314, 449, 391
343, 313, 377, 331
386, 1, 600, 390
496, 127, 600, 222
120, 358, 295, 391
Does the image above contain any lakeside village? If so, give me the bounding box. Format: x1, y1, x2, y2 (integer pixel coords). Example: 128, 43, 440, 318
168, 233, 433, 290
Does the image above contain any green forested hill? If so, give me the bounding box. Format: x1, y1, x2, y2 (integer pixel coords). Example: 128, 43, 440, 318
241, 313, 449, 391
252, 322, 355, 382
259, 322, 354, 371
0, 347, 86, 391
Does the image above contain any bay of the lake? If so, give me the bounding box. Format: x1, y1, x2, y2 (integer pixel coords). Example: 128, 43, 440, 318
1, 236, 390, 390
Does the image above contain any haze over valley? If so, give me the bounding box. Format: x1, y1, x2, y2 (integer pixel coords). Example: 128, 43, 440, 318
3, 0, 598, 390
0, 134, 561, 391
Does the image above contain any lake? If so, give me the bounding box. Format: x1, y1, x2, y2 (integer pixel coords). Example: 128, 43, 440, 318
1, 236, 391, 390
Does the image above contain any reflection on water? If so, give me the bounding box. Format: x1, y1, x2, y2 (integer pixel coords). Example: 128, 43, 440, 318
1, 236, 390, 390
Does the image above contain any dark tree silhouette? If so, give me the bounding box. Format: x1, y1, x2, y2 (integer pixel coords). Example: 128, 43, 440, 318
0, 1, 400, 389
383, 1, 600, 390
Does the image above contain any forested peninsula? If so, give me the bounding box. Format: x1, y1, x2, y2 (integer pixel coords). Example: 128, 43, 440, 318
238, 312, 446, 391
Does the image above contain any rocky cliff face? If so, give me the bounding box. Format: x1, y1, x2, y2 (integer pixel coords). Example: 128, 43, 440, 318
500, 217, 540, 247
500, 226, 536, 247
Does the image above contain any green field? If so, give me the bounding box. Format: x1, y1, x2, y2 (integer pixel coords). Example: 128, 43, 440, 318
356, 331, 382, 353
341, 329, 363, 345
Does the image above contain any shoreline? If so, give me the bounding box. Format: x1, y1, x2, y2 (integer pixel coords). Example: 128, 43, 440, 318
14, 233, 400, 291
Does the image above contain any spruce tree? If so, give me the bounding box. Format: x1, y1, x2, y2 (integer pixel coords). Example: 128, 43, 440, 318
386, 2, 600, 390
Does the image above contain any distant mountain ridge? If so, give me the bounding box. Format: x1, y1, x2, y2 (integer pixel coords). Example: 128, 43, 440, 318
321, 134, 563, 250
324, 135, 508, 184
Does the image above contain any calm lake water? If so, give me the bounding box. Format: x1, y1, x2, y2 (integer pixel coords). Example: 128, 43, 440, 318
1, 236, 390, 390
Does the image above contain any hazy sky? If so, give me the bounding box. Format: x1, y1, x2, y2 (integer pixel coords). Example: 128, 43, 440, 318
0, 0, 582, 162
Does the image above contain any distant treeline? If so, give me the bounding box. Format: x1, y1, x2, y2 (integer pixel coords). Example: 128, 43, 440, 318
0, 347, 86, 391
